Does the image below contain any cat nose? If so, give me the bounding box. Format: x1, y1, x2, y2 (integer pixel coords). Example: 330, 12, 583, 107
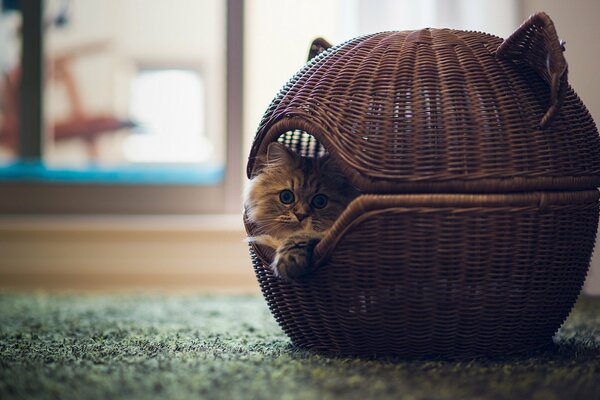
294, 211, 308, 222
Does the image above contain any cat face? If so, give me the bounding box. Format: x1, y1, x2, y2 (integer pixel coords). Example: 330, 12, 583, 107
245, 142, 358, 238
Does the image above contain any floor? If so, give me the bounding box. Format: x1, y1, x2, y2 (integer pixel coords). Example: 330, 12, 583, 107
1, 292, 599, 400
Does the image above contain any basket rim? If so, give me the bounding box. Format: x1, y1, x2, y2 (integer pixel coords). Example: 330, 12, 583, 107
245, 190, 600, 273
313, 190, 600, 264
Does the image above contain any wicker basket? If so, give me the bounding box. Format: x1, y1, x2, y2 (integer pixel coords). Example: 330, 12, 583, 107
244, 13, 600, 358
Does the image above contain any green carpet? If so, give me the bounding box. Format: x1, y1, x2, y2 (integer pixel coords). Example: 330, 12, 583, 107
1, 293, 599, 400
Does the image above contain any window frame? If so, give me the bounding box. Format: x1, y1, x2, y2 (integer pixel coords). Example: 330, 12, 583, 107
0, 0, 244, 215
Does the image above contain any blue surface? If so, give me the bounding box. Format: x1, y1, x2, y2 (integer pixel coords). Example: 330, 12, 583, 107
0, 161, 224, 185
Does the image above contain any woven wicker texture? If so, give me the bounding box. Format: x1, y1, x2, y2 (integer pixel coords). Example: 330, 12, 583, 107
245, 13, 600, 358
248, 13, 600, 193
251, 192, 598, 358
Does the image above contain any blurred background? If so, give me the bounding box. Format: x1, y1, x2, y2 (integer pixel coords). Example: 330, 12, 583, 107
1, 0, 599, 293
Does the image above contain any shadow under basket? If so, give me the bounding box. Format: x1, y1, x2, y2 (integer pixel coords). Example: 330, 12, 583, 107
244, 13, 600, 358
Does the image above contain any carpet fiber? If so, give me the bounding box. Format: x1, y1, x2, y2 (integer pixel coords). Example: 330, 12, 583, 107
1, 293, 599, 400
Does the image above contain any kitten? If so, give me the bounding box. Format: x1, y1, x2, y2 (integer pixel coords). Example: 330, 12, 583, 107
244, 141, 358, 281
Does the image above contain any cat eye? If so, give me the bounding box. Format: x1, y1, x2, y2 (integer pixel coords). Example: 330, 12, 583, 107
279, 189, 295, 204
311, 194, 328, 209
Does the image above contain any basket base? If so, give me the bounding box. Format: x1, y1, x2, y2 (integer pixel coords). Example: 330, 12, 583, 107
248, 192, 598, 358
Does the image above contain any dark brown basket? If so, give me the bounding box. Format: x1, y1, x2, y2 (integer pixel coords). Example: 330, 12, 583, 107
244, 13, 600, 358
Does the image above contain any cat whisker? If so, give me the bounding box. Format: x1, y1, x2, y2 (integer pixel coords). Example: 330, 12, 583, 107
259, 220, 286, 230
246, 234, 282, 250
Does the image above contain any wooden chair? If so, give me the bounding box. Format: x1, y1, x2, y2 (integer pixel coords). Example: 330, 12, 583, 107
0, 41, 136, 158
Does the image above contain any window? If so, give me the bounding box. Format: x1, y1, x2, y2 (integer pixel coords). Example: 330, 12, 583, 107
1, 0, 518, 215
0, 0, 235, 213
127, 69, 209, 164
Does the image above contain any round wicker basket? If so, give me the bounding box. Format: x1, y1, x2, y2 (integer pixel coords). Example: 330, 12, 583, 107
244, 13, 600, 358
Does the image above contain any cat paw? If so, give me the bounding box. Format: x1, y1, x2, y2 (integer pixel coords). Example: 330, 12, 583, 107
271, 232, 322, 282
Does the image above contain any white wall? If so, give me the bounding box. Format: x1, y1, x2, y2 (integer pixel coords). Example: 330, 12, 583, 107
357, 0, 518, 37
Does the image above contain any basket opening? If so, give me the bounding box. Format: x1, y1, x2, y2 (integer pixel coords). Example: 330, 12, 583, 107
250, 129, 334, 180
275, 129, 328, 159
246, 129, 363, 266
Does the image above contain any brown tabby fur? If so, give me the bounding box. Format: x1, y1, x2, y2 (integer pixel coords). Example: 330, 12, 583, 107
244, 142, 358, 281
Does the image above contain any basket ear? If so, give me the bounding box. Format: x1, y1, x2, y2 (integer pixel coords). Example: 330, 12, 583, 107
307, 37, 332, 61
496, 12, 568, 129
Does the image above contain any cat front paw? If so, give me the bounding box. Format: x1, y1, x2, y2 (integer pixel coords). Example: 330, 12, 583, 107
271, 233, 322, 282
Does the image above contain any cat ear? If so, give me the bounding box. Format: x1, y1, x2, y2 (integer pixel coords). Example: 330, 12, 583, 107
266, 142, 295, 165
496, 12, 568, 129
307, 37, 332, 61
